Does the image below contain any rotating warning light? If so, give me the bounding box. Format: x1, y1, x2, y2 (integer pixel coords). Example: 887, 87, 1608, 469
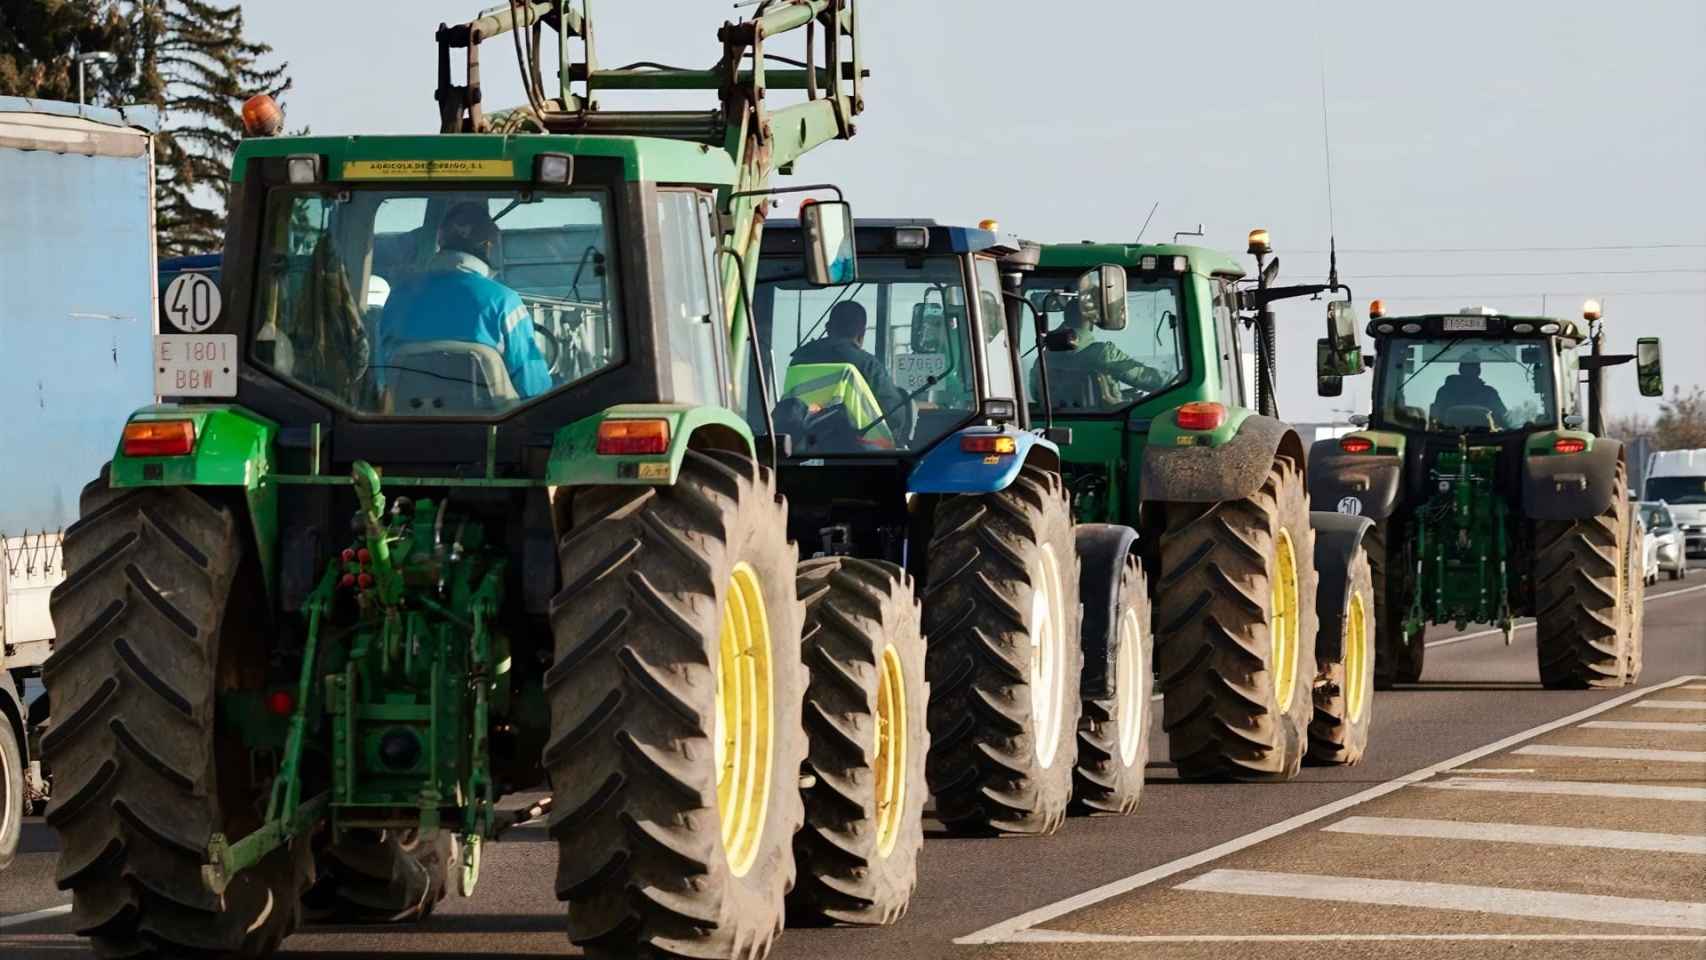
1368, 299, 1386, 319
1246, 229, 1271, 255
1581, 299, 1602, 321
978, 218, 1001, 232
241, 94, 284, 137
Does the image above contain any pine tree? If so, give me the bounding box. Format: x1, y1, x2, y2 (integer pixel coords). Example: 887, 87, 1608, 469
135, 0, 290, 255
0, 1, 129, 102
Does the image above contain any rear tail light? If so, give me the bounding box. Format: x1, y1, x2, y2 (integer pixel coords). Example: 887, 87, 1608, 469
961, 434, 1017, 456
265, 691, 294, 716
1553, 437, 1587, 454
596, 419, 670, 455
1176, 402, 1226, 432
1339, 436, 1374, 454
122, 420, 197, 457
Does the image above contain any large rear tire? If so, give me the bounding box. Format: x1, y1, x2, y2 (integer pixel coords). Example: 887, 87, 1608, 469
1071, 553, 1151, 816
789, 557, 927, 926
1307, 544, 1375, 766
1155, 455, 1317, 781
1, 703, 21, 871
924, 463, 1082, 836
302, 829, 453, 923
43, 472, 310, 959
547, 450, 807, 960
1534, 462, 1628, 689
1366, 521, 1423, 688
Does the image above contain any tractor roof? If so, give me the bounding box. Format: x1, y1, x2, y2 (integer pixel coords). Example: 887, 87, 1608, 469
230, 133, 737, 185
1035, 241, 1246, 279
762, 218, 1020, 258
1367, 310, 1585, 342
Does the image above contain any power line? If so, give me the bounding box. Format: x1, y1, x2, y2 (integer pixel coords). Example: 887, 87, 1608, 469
1293, 242, 1706, 254
1358, 268, 1706, 279
1360, 289, 1705, 301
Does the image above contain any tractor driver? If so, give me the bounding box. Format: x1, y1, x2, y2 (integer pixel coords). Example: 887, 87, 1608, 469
1432, 361, 1508, 427
789, 300, 913, 440
379, 202, 553, 397
1029, 298, 1165, 408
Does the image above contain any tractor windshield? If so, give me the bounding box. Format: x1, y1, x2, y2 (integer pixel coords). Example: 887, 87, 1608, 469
1377, 337, 1556, 433
751, 255, 987, 455
1017, 274, 1188, 414
250, 187, 624, 416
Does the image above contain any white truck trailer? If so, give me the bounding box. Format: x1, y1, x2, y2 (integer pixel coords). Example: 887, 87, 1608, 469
1, 97, 158, 868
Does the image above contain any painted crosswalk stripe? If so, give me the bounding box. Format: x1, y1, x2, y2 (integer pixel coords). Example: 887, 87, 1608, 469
1583, 720, 1706, 733
1515, 744, 1706, 763
1633, 700, 1706, 710
1175, 869, 1706, 930
1449, 767, 1535, 774
1684, 685, 1706, 691
1421, 776, 1706, 802
1323, 816, 1706, 854
1009, 931, 1706, 944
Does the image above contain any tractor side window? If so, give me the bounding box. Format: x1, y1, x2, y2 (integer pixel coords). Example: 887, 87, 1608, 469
1212, 279, 1246, 406
974, 257, 1017, 401
1559, 341, 1581, 416
657, 190, 725, 403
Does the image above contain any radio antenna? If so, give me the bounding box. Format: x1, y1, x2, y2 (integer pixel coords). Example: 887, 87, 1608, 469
1320, 57, 1340, 290
1133, 200, 1160, 243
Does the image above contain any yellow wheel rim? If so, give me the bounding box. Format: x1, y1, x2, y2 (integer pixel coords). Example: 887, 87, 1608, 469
714, 562, 774, 878
1344, 589, 1370, 723
873, 644, 907, 859
1271, 528, 1301, 713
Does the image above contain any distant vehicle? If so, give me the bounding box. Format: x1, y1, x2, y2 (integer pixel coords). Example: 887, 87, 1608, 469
1644, 449, 1706, 557
1639, 501, 1688, 582
0, 96, 159, 869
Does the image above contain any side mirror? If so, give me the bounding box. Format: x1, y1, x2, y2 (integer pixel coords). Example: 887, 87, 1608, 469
1636, 336, 1664, 397
802, 200, 857, 286
1323, 301, 1363, 375
1076, 264, 1128, 331
1316, 338, 1344, 396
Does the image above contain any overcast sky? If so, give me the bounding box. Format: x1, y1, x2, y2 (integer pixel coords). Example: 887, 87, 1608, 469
244, 0, 1703, 423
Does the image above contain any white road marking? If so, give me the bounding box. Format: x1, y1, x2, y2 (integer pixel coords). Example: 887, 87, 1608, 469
1633, 700, 1706, 710
1007, 930, 1706, 944
1421, 776, 1706, 803
1683, 684, 1706, 691
1323, 815, 1706, 854
1448, 767, 1536, 774
953, 673, 1706, 944
1584, 719, 1706, 732
1515, 744, 1706, 763
1424, 582, 1706, 649
1174, 869, 1706, 930
0, 903, 73, 930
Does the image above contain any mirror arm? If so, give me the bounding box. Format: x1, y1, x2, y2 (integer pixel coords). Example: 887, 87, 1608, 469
1002, 289, 1054, 434
721, 182, 844, 215
718, 243, 779, 473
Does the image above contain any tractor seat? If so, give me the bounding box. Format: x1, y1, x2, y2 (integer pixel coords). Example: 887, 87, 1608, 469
387, 339, 518, 412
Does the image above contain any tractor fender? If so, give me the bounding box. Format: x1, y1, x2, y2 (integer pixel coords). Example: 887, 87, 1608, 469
1307, 440, 1402, 520
1073, 523, 1138, 700
1309, 512, 1374, 662
1141, 413, 1303, 504
547, 404, 754, 487
907, 425, 1057, 495
1521, 438, 1623, 520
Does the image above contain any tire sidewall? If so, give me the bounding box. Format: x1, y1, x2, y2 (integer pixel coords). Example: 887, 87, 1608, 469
0, 712, 21, 870
1271, 460, 1317, 775
1028, 485, 1083, 794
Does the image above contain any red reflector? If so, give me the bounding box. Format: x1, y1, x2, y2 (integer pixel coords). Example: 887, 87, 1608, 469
960, 435, 1017, 455
1554, 437, 1587, 454
596, 419, 670, 455
266, 691, 294, 716
1339, 436, 1374, 454
121, 420, 197, 457
1176, 402, 1226, 432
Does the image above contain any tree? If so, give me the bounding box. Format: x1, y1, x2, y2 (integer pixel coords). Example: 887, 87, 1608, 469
1654, 385, 1706, 451
0, 0, 289, 255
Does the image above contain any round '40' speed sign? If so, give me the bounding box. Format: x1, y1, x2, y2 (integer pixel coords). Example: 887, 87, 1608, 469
162, 272, 222, 333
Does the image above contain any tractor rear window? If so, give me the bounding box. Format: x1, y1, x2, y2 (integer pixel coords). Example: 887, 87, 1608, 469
251, 187, 624, 416
1018, 274, 1188, 414
1377, 337, 1556, 433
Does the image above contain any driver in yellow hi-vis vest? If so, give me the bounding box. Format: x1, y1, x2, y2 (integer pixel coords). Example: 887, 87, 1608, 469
786, 301, 912, 443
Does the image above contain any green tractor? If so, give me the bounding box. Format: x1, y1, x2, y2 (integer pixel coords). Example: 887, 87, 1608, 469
1001, 230, 1378, 782
42, 3, 876, 958
1308, 300, 1665, 689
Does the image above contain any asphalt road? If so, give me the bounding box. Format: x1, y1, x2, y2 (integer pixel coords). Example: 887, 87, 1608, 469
4, 570, 1703, 960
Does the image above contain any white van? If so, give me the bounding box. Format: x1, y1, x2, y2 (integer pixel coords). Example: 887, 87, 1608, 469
1645, 449, 1706, 556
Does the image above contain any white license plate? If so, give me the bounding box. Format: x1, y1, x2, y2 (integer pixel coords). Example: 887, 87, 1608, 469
155, 334, 238, 397
1442, 316, 1487, 332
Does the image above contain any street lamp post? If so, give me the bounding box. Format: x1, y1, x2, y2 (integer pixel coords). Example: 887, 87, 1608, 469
75, 51, 117, 112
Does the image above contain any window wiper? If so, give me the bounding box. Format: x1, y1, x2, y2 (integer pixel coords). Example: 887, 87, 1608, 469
1395, 335, 1470, 398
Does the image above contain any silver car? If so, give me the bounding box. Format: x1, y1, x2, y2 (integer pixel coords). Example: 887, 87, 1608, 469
1639, 501, 1688, 582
